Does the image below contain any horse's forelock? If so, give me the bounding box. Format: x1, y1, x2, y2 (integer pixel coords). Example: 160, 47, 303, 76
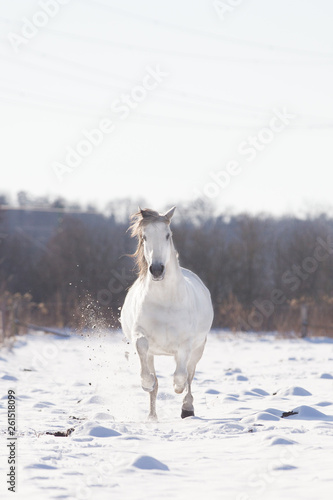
130, 209, 169, 238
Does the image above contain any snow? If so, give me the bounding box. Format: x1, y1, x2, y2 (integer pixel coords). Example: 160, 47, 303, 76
1, 330, 333, 499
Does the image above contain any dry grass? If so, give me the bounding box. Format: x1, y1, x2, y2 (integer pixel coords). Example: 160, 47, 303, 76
215, 294, 333, 337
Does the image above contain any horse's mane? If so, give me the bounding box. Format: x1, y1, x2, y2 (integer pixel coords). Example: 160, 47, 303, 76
129, 208, 171, 279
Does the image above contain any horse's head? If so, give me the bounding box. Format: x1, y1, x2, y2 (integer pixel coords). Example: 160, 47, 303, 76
141, 207, 176, 281
131, 207, 176, 281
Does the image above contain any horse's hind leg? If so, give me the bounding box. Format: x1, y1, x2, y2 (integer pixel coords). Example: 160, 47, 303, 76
147, 354, 158, 421
181, 343, 205, 419
136, 336, 156, 393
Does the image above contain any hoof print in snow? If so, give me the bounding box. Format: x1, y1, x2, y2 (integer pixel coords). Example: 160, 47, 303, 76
281, 410, 299, 418
132, 455, 169, 471
269, 437, 297, 446
46, 428, 75, 437
205, 389, 220, 395
2, 374, 18, 381
88, 426, 121, 437
276, 386, 312, 397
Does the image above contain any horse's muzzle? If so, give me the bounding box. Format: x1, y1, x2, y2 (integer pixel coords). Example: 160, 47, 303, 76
149, 263, 165, 281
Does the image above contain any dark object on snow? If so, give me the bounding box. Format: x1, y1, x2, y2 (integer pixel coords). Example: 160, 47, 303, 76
46, 428, 75, 437
281, 410, 299, 418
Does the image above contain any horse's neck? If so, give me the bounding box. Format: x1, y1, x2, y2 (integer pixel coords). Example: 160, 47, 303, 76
166, 245, 183, 283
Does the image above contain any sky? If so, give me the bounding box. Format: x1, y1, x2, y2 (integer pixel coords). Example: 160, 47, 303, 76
0, 0, 333, 216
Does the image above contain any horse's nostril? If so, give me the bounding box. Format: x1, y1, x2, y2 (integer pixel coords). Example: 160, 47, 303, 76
150, 263, 165, 278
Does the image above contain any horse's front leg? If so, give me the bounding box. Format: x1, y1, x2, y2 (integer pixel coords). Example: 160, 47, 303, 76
173, 346, 191, 394
136, 336, 156, 393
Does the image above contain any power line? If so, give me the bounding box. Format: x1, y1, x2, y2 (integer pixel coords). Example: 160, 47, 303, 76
1, 16, 332, 66
0, 43, 273, 119
129, 111, 333, 130
0, 83, 100, 118
88, 0, 333, 60
1, 46, 332, 127
25, 25, 333, 64
15, 45, 332, 122
0, 85, 332, 130
0, 51, 125, 93
0, 83, 257, 127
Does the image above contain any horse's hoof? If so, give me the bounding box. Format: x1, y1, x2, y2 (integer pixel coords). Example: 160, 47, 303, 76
173, 374, 186, 394
147, 413, 158, 422
181, 409, 194, 419
142, 383, 155, 392
141, 374, 156, 392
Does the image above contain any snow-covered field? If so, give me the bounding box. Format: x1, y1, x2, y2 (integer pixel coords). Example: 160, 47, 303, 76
1, 329, 333, 500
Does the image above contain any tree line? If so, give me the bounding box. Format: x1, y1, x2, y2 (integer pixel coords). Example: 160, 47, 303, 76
1, 198, 333, 335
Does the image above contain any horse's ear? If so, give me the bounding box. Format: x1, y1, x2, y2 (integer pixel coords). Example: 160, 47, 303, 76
164, 206, 176, 222
140, 207, 150, 219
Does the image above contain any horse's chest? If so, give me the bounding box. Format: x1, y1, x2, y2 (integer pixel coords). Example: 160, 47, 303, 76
138, 302, 193, 353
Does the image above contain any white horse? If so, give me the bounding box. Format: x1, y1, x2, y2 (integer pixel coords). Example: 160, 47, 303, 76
120, 207, 214, 420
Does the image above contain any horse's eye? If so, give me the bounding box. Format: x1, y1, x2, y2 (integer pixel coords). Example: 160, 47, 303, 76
142, 235, 147, 241
166, 233, 170, 240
